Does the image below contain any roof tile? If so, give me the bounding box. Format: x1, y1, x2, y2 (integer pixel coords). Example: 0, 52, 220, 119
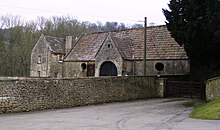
45, 36, 65, 54
65, 33, 108, 61
65, 25, 188, 61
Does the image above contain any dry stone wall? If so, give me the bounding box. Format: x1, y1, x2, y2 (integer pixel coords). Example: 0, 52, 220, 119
0, 76, 163, 113
206, 77, 220, 101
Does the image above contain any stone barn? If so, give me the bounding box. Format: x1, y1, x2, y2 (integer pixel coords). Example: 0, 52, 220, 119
63, 25, 190, 77
30, 25, 190, 78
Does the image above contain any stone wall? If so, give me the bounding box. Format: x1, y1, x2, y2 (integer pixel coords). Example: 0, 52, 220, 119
0, 76, 163, 114
63, 62, 80, 77
63, 62, 93, 78
206, 77, 220, 101
123, 61, 134, 76
30, 36, 51, 77
134, 60, 190, 76
50, 54, 63, 78
95, 34, 123, 77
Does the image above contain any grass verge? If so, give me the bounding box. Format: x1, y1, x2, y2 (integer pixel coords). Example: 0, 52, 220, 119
190, 98, 220, 120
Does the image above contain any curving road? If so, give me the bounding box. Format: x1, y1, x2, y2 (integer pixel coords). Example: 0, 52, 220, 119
0, 98, 219, 130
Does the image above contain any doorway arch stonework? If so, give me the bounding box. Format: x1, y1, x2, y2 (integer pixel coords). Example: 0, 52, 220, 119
99, 61, 118, 76
95, 60, 122, 77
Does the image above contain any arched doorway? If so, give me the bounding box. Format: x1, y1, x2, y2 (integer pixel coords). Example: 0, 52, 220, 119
100, 61, 118, 76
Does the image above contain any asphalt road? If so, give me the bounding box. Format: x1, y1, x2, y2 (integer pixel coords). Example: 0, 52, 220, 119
0, 98, 219, 130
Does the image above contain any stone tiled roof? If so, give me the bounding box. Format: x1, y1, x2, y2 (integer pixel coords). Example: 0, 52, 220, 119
64, 25, 188, 61
112, 36, 133, 59
45, 36, 66, 54
64, 33, 108, 61
111, 25, 188, 60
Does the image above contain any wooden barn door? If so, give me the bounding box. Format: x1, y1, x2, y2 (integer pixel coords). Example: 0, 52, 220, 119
100, 61, 117, 76
87, 64, 95, 76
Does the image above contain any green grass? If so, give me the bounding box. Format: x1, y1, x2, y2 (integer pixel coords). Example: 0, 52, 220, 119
190, 98, 220, 120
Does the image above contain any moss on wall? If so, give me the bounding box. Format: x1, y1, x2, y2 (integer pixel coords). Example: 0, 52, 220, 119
206, 77, 220, 101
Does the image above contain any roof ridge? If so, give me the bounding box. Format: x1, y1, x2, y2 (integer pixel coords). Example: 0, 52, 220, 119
64, 24, 188, 61
83, 24, 167, 36
44, 35, 65, 40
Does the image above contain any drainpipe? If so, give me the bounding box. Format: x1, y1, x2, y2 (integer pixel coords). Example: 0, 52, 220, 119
144, 17, 147, 76
132, 54, 135, 75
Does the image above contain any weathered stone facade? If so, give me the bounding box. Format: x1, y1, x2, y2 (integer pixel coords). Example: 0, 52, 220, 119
145, 60, 190, 76
30, 36, 51, 77
123, 60, 134, 75
50, 54, 63, 78
30, 35, 65, 78
0, 76, 164, 113
95, 34, 123, 76
63, 61, 95, 77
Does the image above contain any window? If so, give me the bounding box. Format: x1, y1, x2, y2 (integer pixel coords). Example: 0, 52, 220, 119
108, 44, 111, 48
155, 62, 164, 71
58, 54, 63, 62
37, 56, 41, 64
37, 71, 40, 77
87, 64, 95, 76
54, 72, 59, 78
81, 63, 87, 72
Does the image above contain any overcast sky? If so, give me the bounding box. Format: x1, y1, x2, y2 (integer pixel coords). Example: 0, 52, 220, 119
0, 0, 170, 26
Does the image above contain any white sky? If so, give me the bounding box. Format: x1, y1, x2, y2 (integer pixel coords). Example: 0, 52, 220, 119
0, 0, 170, 26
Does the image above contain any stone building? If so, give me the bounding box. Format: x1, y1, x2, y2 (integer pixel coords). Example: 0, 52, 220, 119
30, 25, 190, 78
30, 35, 72, 78
63, 25, 189, 77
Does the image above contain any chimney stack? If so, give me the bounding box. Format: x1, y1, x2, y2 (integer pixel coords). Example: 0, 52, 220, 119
65, 36, 72, 54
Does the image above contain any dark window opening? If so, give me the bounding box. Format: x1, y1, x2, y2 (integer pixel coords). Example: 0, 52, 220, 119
81, 63, 87, 72
155, 62, 164, 71
54, 72, 59, 78
108, 44, 111, 48
37, 56, 41, 64
38, 71, 40, 77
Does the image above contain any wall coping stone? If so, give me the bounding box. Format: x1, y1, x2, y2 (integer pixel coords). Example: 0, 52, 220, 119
205, 76, 220, 83
0, 76, 157, 81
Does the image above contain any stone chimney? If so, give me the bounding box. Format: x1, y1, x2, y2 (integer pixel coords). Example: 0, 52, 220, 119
65, 36, 72, 54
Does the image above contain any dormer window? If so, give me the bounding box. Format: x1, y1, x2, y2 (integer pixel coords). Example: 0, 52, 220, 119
37, 56, 41, 64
